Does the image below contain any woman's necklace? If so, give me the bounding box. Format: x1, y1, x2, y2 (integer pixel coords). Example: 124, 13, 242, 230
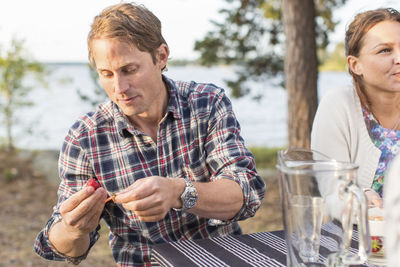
370, 109, 400, 131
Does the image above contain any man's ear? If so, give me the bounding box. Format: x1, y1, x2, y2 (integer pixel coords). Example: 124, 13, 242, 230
347, 55, 363, 75
156, 44, 169, 69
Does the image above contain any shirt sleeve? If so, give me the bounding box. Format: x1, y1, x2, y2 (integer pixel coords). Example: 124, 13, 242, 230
33, 129, 100, 264
204, 90, 266, 223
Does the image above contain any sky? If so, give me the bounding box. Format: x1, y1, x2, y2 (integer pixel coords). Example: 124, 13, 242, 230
0, 0, 399, 62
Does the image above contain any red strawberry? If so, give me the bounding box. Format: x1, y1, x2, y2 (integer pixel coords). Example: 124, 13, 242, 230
371, 236, 383, 253
86, 178, 100, 190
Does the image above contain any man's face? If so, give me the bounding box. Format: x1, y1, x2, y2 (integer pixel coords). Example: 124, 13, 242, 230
91, 38, 168, 120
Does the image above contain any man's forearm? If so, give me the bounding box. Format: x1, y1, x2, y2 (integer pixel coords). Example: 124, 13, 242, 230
190, 179, 243, 220
48, 220, 90, 258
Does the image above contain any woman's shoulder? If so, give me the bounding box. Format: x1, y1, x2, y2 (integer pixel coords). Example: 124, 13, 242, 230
320, 86, 355, 102
319, 86, 358, 110
314, 87, 362, 126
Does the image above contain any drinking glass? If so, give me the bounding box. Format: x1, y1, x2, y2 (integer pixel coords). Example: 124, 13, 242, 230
291, 195, 324, 262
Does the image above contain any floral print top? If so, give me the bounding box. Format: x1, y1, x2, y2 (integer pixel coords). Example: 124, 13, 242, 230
363, 107, 400, 197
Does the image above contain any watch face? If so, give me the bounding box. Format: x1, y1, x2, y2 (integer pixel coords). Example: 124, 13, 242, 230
183, 186, 198, 210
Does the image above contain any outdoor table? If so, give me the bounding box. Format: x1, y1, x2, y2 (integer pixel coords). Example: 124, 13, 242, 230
152, 223, 380, 267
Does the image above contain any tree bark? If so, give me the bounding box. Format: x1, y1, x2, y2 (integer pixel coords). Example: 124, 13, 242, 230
281, 0, 318, 148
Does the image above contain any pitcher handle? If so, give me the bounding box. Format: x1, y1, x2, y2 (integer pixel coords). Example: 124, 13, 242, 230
348, 184, 370, 264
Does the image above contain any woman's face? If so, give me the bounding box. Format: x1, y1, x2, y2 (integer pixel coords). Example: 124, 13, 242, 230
349, 20, 400, 94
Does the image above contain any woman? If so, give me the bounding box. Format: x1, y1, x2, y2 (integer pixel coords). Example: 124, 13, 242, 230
311, 8, 400, 207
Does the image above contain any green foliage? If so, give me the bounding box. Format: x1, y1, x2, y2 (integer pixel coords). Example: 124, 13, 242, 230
319, 42, 347, 72
0, 38, 48, 151
194, 0, 348, 97
249, 146, 282, 169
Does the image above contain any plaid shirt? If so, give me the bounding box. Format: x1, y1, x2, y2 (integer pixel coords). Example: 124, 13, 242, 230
34, 75, 266, 266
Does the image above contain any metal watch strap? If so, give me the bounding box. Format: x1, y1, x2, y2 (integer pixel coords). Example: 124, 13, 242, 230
173, 178, 198, 211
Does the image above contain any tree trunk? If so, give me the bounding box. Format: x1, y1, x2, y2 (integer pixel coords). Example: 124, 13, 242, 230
281, 0, 318, 148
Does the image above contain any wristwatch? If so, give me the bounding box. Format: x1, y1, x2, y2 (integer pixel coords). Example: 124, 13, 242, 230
175, 178, 198, 211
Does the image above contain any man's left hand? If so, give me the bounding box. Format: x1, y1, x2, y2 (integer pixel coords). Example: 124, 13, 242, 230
114, 176, 184, 222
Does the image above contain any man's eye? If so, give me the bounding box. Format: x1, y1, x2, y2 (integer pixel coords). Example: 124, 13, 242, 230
378, 48, 391, 54
123, 68, 136, 74
101, 72, 113, 78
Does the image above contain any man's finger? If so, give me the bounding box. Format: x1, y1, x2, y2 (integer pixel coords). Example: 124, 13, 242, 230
84, 204, 105, 228
115, 179, 155, 203
62, 188, 106, 223
60, 186, 96, 213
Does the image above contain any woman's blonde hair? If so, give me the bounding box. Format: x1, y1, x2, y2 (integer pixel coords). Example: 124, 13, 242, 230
87, 2, 168, 68
345, 8, 400, 108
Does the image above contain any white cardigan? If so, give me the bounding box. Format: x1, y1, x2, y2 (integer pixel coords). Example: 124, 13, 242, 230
311, 86, 381, 189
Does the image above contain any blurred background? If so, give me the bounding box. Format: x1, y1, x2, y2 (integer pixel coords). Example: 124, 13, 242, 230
0, 0, 398, 266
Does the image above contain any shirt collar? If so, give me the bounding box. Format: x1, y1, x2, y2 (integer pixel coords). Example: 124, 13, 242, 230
112, 104, 137, 137
163, 75, 182, 120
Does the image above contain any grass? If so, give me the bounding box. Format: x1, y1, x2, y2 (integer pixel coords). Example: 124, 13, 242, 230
249, 146, 282, 169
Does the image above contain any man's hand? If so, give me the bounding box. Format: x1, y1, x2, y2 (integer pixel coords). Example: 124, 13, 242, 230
59, 185, 107, 237
114, 176, 184, 222
49, 185, 107, 257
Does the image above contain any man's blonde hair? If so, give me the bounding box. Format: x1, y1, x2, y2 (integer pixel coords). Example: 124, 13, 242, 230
87, 2, 168, 67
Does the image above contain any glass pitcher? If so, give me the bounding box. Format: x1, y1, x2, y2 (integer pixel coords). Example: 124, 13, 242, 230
276, 148, 370, 267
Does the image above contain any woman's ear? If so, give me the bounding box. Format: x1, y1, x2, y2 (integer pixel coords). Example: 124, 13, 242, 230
347, 55, 363, 75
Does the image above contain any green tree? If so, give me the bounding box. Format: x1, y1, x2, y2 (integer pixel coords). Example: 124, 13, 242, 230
195, 0, 347, 147
319, 42, 347, 71
0, 38, 48, 151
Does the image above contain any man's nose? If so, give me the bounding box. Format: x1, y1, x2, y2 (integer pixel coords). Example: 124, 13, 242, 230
395, 56, 400, 65
114, 75, 129, 94
394, 49, 400, 64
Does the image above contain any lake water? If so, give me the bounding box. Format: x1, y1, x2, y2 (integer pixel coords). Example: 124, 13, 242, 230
1, 64, 352, 150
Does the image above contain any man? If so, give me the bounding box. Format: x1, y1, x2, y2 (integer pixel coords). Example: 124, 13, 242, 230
34, 2, 265, 266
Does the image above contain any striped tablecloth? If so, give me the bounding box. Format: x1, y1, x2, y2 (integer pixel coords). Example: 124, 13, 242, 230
152, 224, 380, 267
